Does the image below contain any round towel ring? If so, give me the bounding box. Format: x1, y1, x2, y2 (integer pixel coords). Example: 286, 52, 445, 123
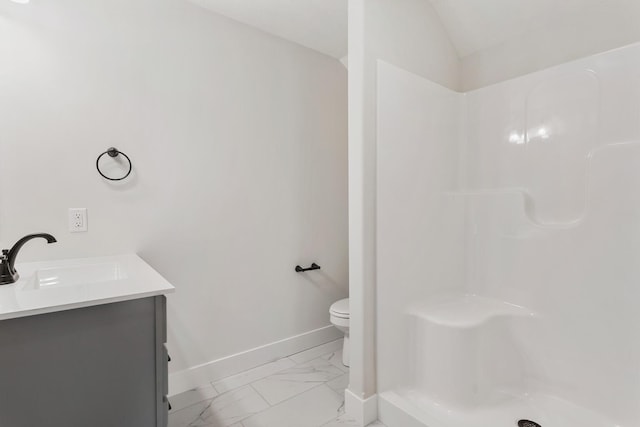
96, 147, 132, 181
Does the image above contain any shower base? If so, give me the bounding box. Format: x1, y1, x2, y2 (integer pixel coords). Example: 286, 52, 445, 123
378, 389, 617, 427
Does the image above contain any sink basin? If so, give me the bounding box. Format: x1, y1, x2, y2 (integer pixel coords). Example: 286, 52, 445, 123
0, 254, 174, 321
26, 262, 127, 290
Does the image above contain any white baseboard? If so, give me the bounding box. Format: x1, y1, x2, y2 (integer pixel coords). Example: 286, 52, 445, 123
169, 325, 342, 396
345, 388, 378, 426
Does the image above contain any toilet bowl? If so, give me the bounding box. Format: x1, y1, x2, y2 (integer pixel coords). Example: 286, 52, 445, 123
330, 298, 350, 367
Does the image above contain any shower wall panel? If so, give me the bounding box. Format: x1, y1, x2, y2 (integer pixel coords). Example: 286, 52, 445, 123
376, 61, 466, 393
462, 44, 640, 424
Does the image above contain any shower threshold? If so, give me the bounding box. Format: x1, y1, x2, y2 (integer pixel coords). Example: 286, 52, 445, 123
378, 389, 618, 427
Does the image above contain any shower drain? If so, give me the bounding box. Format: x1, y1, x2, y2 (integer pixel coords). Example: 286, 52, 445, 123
518, 420, 542, 427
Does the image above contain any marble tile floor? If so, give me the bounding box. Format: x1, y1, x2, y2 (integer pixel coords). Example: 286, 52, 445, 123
168, 339, 386, 427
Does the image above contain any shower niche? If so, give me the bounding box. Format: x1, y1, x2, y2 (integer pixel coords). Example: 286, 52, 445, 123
376, 43, 640, 427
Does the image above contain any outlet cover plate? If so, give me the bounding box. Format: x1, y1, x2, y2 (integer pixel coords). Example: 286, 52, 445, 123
68, 208, 88, 233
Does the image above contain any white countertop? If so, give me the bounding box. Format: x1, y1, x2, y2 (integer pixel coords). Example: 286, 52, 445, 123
0, 254, 175, 321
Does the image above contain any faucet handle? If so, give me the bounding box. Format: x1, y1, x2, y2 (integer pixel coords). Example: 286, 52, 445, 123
0, 250, 8, 261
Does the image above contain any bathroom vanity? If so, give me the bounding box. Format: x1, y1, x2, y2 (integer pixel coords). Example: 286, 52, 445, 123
0, 254, 174, 427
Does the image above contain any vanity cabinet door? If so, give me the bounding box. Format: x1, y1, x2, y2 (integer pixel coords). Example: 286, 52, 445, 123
0, 296, 167, 427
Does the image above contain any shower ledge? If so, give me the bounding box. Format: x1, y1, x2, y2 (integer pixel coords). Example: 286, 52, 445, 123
407, 294, 535, 328
443, 141, 640, 229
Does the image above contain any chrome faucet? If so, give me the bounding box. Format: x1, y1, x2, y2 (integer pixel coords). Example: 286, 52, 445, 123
0, 233, 57, 285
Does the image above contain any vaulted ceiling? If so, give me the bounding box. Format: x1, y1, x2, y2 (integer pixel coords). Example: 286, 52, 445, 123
428, 0, 628, 58
187, 0, 348, 59
186, 0, 640, 67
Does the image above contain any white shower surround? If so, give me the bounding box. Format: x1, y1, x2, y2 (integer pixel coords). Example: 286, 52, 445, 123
376, 43, 640, 427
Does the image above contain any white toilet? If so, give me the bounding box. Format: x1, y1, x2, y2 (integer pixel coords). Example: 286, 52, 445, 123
329, 298, 350, 367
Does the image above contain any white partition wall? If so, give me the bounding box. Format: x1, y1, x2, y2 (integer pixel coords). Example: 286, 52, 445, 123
345, 0, 460, 423
376, 44, 640, 427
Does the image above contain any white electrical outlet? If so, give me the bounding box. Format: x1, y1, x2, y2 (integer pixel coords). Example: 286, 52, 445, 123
68, 208, 88, 232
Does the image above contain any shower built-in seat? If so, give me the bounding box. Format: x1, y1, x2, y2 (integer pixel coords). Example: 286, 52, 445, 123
407, 294, 534, 410
381, 293, 618, 427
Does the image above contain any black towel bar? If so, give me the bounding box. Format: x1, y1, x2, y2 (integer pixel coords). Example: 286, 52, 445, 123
295, 263, 321, 273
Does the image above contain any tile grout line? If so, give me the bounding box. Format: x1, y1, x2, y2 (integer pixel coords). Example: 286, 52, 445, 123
168, 383, 248, 417
210, 354, 311, 395
242, 382, 338, 424
214, 351, 343, 396
170, 347, 347, 422
248, 382, 272, 407
171, 380, 349, 427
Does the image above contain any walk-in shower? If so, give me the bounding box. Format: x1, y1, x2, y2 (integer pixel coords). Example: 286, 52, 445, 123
375, 43, 640, 427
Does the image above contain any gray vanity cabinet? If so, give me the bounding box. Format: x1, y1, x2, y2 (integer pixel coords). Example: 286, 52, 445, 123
0, 295, 168, 427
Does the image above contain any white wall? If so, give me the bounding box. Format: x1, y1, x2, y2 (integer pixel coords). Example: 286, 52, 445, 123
0, 0, 347, 391
366, 0, 460, 91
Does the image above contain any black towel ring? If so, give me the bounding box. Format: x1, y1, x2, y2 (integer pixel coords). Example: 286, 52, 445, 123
96, 147, 132, 181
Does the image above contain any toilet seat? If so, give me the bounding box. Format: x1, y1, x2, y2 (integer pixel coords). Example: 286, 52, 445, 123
330, 299, 349, 319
